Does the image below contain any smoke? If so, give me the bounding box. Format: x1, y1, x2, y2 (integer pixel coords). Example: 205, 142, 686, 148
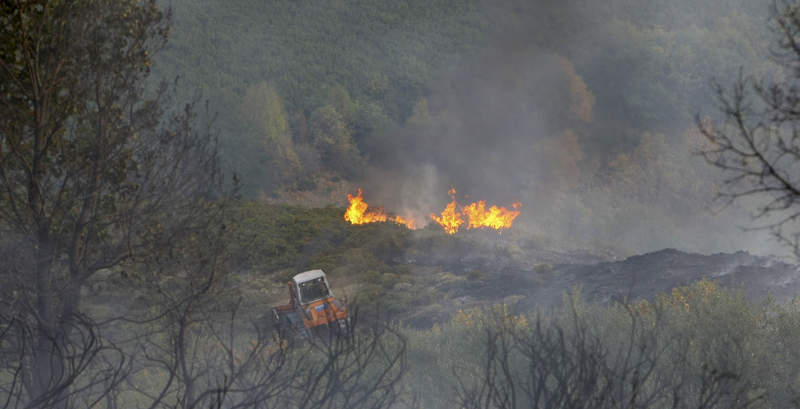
364, 0, 785, 257
371, 48, 580, 202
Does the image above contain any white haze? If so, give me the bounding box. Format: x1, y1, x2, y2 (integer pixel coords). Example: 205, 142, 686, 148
363, 0, 788, 258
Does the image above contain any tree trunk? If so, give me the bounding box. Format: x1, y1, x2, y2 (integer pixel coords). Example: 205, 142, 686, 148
28, 238, 82, 409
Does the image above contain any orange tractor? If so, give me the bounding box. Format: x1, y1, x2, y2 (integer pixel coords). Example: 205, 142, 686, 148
272, 269, 350, 338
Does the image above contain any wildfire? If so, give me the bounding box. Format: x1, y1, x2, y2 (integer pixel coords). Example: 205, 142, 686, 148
345, 189, 387, 224
462, 201, 522, 231
391, 215, 417, 230
430, 188, 521, 235
429, 188, 464, 234
344, 189, 417, 229
344, 188, 521, 234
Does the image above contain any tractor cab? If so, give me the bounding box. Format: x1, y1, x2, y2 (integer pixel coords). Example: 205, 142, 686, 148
273, 269, 349, 338
293, 270, 332, 304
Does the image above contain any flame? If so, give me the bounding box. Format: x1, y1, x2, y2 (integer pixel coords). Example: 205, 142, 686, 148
345, 189, 388, 224
345, 189, 417, 228
430, 188, 464, 234
430, 188, 521, 235
391, 215, 417, 229
463, 201, 522, 231
345, 187, 521, 234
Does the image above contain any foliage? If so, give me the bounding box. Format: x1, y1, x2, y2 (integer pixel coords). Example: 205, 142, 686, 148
116, 300, 407, 409
137, 0, 791, 257
228, 202, 408, 273
240, 81, 300, 184
401, 281, 800, 409
4, 0, 800, 407
153, 0, 484, 194
150, 0, 774, 200
0, 1, 227, 407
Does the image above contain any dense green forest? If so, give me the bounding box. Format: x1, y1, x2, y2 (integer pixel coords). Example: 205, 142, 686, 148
155, 0, 487, 193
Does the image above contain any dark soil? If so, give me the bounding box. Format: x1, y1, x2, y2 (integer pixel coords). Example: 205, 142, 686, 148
403, 246, 800, 327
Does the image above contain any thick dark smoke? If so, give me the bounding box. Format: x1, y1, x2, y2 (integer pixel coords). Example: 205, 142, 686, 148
365, 0, 782, 257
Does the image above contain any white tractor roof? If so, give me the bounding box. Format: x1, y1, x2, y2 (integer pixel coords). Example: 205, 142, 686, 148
293, 269, 326, 284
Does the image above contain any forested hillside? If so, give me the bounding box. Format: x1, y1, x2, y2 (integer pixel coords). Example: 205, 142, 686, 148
154, 0, 485, 193
154, 0, 778, 255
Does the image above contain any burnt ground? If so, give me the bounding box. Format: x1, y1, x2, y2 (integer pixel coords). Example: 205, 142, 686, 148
400, 245, 800, 327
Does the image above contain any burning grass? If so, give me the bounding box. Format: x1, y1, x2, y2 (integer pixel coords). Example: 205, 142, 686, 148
345, 187, 521, 234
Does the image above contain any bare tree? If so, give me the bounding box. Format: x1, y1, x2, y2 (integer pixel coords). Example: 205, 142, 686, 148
285, 315, 407, 409
697, 0, 800, 256
0, 310, 129, 409
125, 298, 406, 409
454, 302, 764, 409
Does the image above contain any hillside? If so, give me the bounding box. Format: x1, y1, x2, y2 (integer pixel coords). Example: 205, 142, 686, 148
204, 202, 800, 328
148, 0, 783, 257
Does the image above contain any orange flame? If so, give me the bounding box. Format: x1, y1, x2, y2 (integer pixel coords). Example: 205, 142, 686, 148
430, 188, 464, 234
391, 215, 417, 229
345, 189, 388, 224
345, 189, 417, 229
430, 188, 521, 235
463, 201, 522, 231
345, 188, 521, 234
